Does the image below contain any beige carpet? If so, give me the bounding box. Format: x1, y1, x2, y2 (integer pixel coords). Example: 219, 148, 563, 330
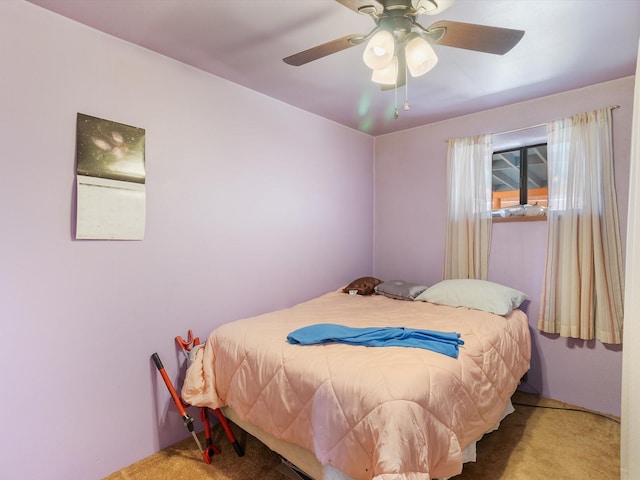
104, 392, 620, 480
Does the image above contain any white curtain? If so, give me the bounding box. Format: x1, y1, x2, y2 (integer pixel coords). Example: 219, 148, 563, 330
444, 134, 493, 280
539, 107, 624, 343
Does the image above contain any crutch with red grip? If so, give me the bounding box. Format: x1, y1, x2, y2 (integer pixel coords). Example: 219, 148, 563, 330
152, 352, 221, 463
175, 331, 244, 458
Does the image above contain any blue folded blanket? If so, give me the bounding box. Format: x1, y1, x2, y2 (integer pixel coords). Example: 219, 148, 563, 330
287, 323, 464, 358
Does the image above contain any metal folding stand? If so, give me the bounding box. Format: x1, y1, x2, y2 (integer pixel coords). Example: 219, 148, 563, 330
152, 330, 244, 464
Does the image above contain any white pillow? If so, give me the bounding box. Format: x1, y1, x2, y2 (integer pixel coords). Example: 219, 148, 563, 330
414, 279, 527, 315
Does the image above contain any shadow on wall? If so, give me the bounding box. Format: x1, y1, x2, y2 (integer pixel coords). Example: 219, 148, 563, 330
516, 305, 623, 399
562, 336, 623, 353
514, 299, 543, 396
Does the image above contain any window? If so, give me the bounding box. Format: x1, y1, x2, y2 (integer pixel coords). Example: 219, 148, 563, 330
492, 143, 548, 211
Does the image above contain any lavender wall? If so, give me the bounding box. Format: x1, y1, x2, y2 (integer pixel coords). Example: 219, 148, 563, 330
1, 3, 631, 479
0, 3, 374, 479
374, 76, 634, 416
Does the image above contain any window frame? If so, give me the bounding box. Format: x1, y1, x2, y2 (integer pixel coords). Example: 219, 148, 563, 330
492, 142, 548, 222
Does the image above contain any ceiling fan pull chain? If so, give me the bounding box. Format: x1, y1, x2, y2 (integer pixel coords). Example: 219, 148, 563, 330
404, 62, 410, 111
393, 81, 399, 119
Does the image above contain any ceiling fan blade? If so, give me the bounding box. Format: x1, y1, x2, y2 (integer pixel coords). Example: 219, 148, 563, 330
426, 20, 524, 55
283, 35, 365, 66
335, 0, 382, 15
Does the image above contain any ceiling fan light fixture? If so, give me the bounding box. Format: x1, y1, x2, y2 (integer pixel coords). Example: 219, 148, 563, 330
405, 34, 438, 77
363, 29, 395, 70
371, 56, 398, 85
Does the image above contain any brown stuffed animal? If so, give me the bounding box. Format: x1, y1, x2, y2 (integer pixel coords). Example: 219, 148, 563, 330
342, 276, 383, 296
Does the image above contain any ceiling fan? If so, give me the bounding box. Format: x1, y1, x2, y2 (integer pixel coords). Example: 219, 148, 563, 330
283, 0, 525, 88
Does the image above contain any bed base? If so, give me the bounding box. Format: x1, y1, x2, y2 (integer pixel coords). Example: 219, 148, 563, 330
222, 406, 326, 479
220, 400, 514, 480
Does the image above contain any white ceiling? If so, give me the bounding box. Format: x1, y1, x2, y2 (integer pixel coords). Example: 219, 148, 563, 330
26, 0, 640, 136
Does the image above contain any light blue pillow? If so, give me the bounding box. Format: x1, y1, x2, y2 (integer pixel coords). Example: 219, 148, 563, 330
414, 279, 527, 315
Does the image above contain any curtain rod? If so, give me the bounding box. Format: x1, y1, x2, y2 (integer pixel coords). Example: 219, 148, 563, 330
445, 105, 620, 141
491, 122, 546, 137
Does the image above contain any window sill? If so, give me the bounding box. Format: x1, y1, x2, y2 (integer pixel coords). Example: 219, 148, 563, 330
493, 216, 547, 223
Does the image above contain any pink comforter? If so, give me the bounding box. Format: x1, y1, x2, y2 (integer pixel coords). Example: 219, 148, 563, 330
182, 291, 531, 480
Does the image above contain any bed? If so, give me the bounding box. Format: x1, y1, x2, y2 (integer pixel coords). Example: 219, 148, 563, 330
182, 279, 531, 480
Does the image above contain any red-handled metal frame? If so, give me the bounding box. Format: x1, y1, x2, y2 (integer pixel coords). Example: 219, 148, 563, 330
152, 329, 244, 464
